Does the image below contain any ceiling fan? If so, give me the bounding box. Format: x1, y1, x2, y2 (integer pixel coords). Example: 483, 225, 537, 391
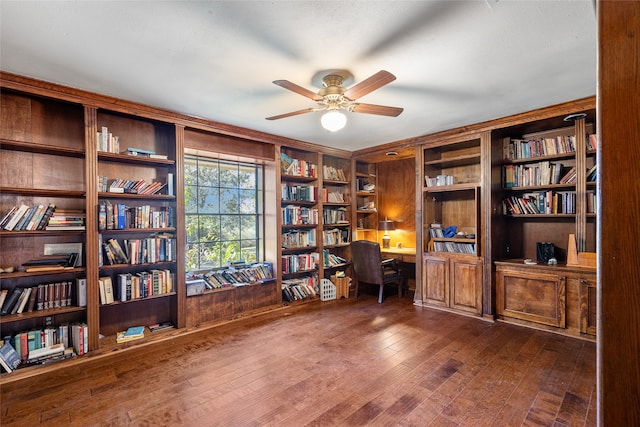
266, 70, 403, 130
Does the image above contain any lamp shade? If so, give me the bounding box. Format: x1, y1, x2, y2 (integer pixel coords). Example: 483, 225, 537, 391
321, 110, 347, 132
378, 219, 395, 231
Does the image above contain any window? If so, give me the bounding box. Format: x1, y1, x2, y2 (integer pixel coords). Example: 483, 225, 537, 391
184, 155, 264, 270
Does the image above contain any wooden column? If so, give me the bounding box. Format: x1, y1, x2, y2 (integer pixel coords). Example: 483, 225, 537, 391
597, 1, 640, 425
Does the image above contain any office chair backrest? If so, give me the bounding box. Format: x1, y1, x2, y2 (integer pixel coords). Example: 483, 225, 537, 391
351, 240, 384, 285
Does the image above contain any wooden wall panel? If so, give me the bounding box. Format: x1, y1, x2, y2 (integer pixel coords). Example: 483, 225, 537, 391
598, 1, 640, 425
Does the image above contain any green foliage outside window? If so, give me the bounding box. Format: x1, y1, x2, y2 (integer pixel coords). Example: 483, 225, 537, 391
184, 156, 263, 270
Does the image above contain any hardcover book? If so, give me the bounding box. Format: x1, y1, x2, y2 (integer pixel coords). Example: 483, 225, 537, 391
0, 342, 21, 373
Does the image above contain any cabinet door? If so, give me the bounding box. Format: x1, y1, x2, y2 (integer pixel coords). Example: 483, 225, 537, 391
496, 268, 566, 327
579, 277, 597, 336
423, 255, 449, 307
449, 257, 482, 315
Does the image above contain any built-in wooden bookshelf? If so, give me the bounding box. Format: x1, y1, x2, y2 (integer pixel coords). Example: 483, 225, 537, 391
279, 147, 320, 302
321, 154, 352, 280
420, 135, 484, 316
0, 89, 89, 357
94, 111, 179, 337
490, 106, 597, 339
354, 161, 378, 243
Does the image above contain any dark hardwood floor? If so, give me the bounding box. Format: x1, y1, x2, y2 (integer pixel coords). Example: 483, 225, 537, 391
0, 293, 596, 426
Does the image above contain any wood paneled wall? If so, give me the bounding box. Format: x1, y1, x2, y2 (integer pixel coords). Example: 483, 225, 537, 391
377, 158, 416, 249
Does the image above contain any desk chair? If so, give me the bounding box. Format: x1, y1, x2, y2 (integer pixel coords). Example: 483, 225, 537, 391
351, 240, 403, 303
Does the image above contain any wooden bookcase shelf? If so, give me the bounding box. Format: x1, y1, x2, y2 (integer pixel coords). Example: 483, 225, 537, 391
0, 138, 85, 158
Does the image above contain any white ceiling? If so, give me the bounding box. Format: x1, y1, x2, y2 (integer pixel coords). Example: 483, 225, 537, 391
0, 1, 597, 152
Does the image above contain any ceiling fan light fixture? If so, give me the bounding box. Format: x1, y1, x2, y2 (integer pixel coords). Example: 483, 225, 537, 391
321, 110, 347, 132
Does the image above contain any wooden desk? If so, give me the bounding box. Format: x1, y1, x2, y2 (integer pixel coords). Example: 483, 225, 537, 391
381, 248, 416, 291
381, 247, 416, 264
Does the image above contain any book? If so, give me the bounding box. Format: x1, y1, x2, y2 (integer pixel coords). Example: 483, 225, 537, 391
148, 322, 174, 332
26, 286, 38, 312
3, 204, 29, 231
15, 287, 32, 314
121, 147, 156, 155
0, 206, 18, 229
27, 343, 65, 361
116, 326, 145, 343
0, 342, 21, 373
1, 288, 23, 315
76, 278, 87, 307
0, 289, 7, 310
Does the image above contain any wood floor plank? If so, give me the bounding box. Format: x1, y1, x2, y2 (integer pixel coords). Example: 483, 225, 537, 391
0, 295, 596, 426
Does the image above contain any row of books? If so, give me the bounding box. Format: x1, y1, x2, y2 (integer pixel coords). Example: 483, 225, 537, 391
504, 134, 578, 160
323, 249, 347, 268
425, 174, 456, 187
202, 265, 273, 289
99, 270, 174, 305
99, 202, 175, 230
503, 162, 577, 188
323, 228, 350, 246
0, 281, 78, 316
282, 252, 319, 274
322, 189, 347, 203
1, 204, 85, 232
282, 229, 316, 249
323, 207, 348, 225
322, 165, 347, 181
432, 241, 476, 255
502, 191, 580, 215
0, 323, 86, 373
98, 175, 168, 195
96, 126, 120, 153
281, 183, 317, 202
185, 263, 274, 294
282, 275, 318, 302
100, 235, 176, 266
280, 152, 318, 178
282, 206, 318, 226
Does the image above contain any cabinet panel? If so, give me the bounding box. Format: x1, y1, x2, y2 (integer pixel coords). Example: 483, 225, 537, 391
423, 255, 448, 307
450, 257, 482, 315
579, 277, 597, 335
497, 269, 566, 328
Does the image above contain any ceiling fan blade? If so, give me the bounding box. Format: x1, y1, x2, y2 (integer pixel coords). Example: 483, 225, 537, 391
352, 103, 403, 117
273, 80, 323, 101
266, 108, 316, 121
343, 70, 397, 100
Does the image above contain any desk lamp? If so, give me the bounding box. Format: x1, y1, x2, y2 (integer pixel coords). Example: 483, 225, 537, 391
378, 218, 395, 249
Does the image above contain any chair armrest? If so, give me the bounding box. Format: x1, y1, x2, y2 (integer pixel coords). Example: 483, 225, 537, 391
381, 258, 401, 273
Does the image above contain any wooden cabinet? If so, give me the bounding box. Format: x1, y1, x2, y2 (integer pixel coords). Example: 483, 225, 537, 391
422, 254, 482, 315
495, 260, 596, 339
